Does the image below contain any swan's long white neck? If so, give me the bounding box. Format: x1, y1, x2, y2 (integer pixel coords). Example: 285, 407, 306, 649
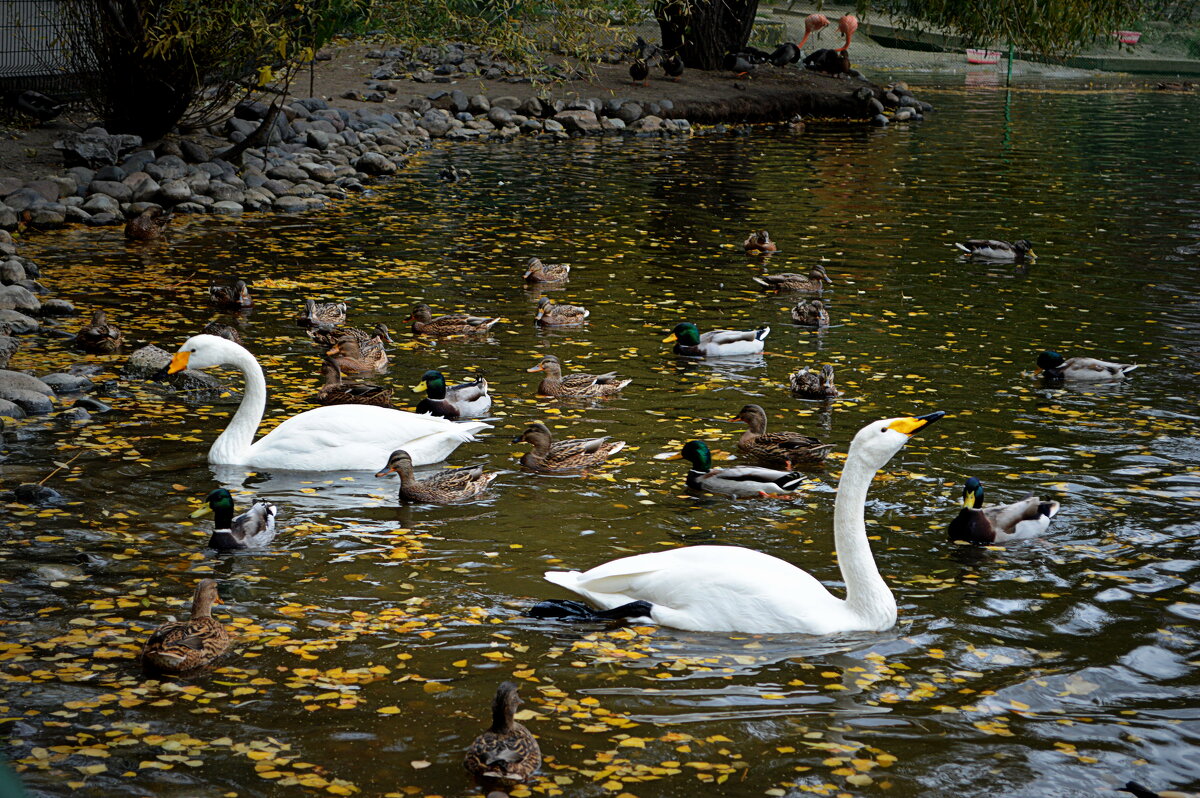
832, 449, 897, 629
208, 346, 266, 464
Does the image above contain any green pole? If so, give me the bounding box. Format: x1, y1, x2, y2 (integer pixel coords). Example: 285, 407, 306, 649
1006, 42, 1014, 86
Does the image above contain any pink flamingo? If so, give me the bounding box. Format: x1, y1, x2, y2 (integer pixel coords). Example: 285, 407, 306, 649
796, 13, 829, 50
836, 15, 858, 52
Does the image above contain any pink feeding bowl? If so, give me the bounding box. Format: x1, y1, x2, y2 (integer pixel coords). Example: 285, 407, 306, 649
966, 48, 1002, 65
1115, 30, 1141, 44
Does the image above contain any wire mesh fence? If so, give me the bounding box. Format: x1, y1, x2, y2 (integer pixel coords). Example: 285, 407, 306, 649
0, 0, 76, 100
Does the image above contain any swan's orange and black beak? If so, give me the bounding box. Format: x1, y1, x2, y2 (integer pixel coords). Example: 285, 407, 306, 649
887, 411, 945, 436
167, 350, 190, 374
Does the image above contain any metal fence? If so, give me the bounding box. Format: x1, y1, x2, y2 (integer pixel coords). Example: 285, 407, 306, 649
0, 0, 73, 98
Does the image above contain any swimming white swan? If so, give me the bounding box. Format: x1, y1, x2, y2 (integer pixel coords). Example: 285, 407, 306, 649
168, 334, 490, 470
543, 411, 944, 634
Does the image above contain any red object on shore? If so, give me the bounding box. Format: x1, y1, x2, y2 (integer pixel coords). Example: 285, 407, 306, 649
966, 48, 1002, 65
1115, 30, 1141, 44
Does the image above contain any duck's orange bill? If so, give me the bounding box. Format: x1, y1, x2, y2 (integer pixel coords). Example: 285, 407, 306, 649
526, 363, 545, 372
167, 351, 190, 374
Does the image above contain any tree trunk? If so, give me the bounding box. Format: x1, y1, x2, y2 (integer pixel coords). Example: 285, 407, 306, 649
654, 0, 761, 71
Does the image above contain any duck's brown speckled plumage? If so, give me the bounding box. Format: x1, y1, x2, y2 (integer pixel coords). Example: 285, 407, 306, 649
523, 257, 571, 283
516, 421, 626, 472
407, 303, 500, 336
296, 298, 348, 329
316, 356, 392, 407
209, 280, 252, 309
376, 449, 497, 504
326, 335, 388, 373
141, 579, 231, 676
790, 364, 842, 399
528, 355, 630, 398
733, 404, 834, 468
791, 298, 829, 328
73, 309, 123, 354
124, 207, 173, 241
463, 682, 541, 784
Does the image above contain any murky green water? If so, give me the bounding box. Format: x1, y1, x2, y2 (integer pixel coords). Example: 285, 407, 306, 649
4, 78, 1200, 797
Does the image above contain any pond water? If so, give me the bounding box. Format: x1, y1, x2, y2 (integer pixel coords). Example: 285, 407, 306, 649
4, 77, 1200, 798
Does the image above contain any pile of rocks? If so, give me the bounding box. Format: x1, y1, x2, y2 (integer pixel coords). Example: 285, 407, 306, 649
868, 82, 934, 126
364, 42, 604, 87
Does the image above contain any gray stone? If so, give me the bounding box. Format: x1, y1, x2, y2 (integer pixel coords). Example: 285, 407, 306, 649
520, 119, 543, 134
94, 164, 125, 182
56, 407, 91, 425
25, 179, 62, 202
354, 152, 396, 176
600, 116, 626, 132
89, 180, 132, 202
125, 172, 161, 203
0, 387, 52, 414
64, 206, 92, 224
868, 97, 885, 115
0, 177, 23, 197
0, 398, 23, 418
492, 95, 521, 110
180, 140, 211, 163
417, 110, 452, 137
871, 113, 889, 127
630, 115, 664, 133
14, 484, 62, 505
449, 89, 469, 112
172, 202, 208, 214
235, 100, 270, 120
158, 179, 191, 204
267, 163, 308, 182
617, 102, 644, 124
0, 285, 40, 314
542, 119, 565, 134
0, 261, 25, 285
4, 189, 46, 211
306, 129, 337, 151
274, 195, 308, 212
54, 129, 142, 168
39, 298, 74, 316
41, 372, 93, 394
16, 279, 46, 295
145, 155, 187, 182
487, 106, 513, 127
82, 193, 120, 215
0, 369, 52, 394
0, 336, 16, 369
555, 109, 601, 134
207, 183, 245, 203
299, 163, 337, 183
210, 201, 243, 216
30, 208, 65, 228
467, 94, 490, 113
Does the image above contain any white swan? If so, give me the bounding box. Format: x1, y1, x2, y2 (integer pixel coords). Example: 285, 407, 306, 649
543, 411, 944, 634
168, 334, 490, 470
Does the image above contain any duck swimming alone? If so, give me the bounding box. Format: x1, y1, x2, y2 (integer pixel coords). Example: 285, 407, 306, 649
73, 309, 123, 354
407, 303, 501, 336
791, 298, 829, 328
665, 322, 769, 358
523, 257, 571, 283
193, 488, 278, 551
463, 682, 541, 785
744, 230, 778, 253
209, 279, 252, 310
413, 369, 492, 419
141, 579, 231, 675
954, 239, 1035, 262
947, 477, 1060, 544
1036, 350, 1138, 381
790, 364, 842, 399
535, 296, 589, 326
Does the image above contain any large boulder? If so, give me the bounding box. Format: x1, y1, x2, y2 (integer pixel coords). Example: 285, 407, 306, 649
0, 286, 39, 314
0, 387, 52, 414
54, 129, 142, 168
554, 110, 601, 135
123, 344, 226, 392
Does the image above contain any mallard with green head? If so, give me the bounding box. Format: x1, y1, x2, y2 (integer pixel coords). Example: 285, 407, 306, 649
1035, 350, 1138, 381
753, 265, 831, 293
316, 355, 392, 407
947, 477, 1060, 544
376, 448, 497, 504
192, 488, 277, 550
407, 303, 500, 336
527, 355, 630, 398
790, 364, 842, 399
731, 404, 834, 468
209, 279, 252, 309
523, 257, 571, 283
463, 681, 541, 785
954, 238, 1035, 262
665, 322, 769, 358
515, 421, 626, 472
413, 369, 491, 419
535, 297, 589, 327
295, 298, 348, 329
671, 439, 807, 497
141, 579, 231, 676
73, 309, 123, 354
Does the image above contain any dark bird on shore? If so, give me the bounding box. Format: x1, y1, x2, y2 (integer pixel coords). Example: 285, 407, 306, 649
723, 52, 759, 77
124, 207, 173, 241
629, 36, 655, 85
463, 682, 541, 785
662, 51, 684, 81
2, 89, 63, 122
768, 42, 802, 67
804, 48, 852, 75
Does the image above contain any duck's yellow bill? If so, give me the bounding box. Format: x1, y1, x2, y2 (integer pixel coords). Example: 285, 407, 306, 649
189, 505, 211, 518
167, 351, 190, 374
661, 333, 676, 343
411, 381, 427, 392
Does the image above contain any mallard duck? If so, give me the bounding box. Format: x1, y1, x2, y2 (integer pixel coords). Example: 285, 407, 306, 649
1036, 350, 1138, 381
744, 230, 778, 253
947, 477, 1060, 544
407, 303, 500, 336
141, 579, 231, 675
523, 257, 570, 283
732, 404, 834, 468
528, 355, 630, 398
665, 322, 769, 358
630, 56, 650, 85
325, 337, 387, 374
124, 207, 173, 241
954, 239, 1035, 262
463, 682, 541, 784
167, 334, 490, 470
316, 355, 392, 407
73, 309, 123, 354
209, 279, 252, 309
307, 322, 392, 350
662, 51, 684, 80
413, 370, 491, 419
376, 448, 497, 504
516, 421, 626, 472
753, 266, 830, 293
201, 322, 241, 344
295, 298, 347, 329
535, 297, 589, 327
671, 439, 806, 497
790, 364, 842, 399
543, 412, 945, 633
791, 298, 829, 328
192, 487, 278, 550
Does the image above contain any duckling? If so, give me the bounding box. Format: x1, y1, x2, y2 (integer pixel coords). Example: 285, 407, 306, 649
326, 336, 388, 373
316, 355, 392, 407
791, 298, 829, 328
376, 448, 497, 504
744, 230, 778, 253
523, 257, 571, 283
73, 309, 123, 354
947, 477, 1060, 545
295, 298, 348, 329
515, 420, 626, 472
124, 207, 173, 241
307, 322, 392, 350
209, 279, 252, 310
732, 404, 834, 468
954, 239, 1035, 262
192, 488, 278, 550
665, 322, 769, 358
463, 682, 541, 784
528, 355, 630, 398
535, 296, 589, 327
671, 439, 807, 498
407, 303, 500, 336
1036, 350, 1138, 381
201, 321, 241, 344
413, 369, 491, 419
790, 364, 842, 399
662, 51, 684, 80
141, 579, 231, 676
753, 265, 831, 293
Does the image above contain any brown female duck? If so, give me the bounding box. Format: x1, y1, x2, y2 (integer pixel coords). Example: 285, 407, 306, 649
744, 229, 778, 253
295, 298, 348, 329
375, 449, 497, 504
202, 321, 241, 344
124, 207, 173, 241
326, 335, 388, 373
791, 298, 829, 328
523, 257, 571, 283
535, 296, 589, 327
528, 355, 630, 398
790, 364, 842, 399
407, 303, 500, 336
73, 309, 123, 354
515, 420, 626, 472
753, 265, 831, 293
209, 279, 252, 309
141, 579, 231, 676
463, 681, 541, 784
316, 355, 392, 407
732, 404, 834, 468
308, 322, 392, 350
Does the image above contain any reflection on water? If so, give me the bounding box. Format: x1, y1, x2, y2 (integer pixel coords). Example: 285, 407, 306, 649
3, 77, 1200, 797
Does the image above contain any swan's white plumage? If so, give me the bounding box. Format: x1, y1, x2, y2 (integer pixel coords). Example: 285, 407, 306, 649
171, 334, 489, 470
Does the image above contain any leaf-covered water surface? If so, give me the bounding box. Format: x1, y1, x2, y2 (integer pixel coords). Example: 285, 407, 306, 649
3, 79, 1200, 797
